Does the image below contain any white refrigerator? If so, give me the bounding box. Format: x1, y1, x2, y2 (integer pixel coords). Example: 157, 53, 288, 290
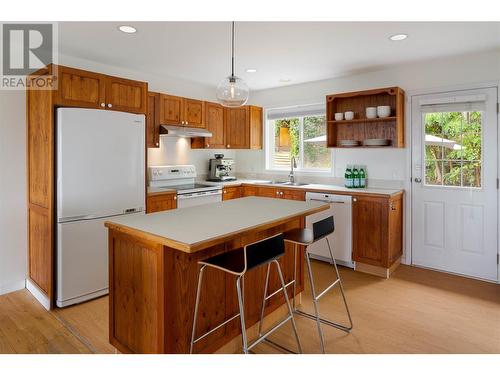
56, 108, 145, 307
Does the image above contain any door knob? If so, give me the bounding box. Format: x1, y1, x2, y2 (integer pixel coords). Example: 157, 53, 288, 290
414, 177, 422, 183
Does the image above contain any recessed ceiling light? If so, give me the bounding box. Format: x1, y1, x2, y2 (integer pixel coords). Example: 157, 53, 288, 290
245, 68, 257, 73
389, 33, 408, 41
118, 25, 137, 34
279, 78, 292, 83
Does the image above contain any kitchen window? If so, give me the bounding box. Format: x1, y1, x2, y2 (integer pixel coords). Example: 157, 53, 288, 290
266, 104, 332, 171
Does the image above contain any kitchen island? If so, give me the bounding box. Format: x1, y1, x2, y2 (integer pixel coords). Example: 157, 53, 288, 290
104, 196, 328, 354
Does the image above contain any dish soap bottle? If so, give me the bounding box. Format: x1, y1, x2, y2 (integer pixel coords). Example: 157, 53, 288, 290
353, 166, 360, 188
345, 165, 352, 188
359, 167, 366, 188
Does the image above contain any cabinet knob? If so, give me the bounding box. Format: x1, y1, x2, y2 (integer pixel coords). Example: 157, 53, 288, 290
280, 191, 284, 196
276, 191, 279, 195
353, 198, 357, 202
185, 121, 189, 125
100, 103, 105, 108
173, 196, 177, 200
107, 103, 112, 108
206, 144, 210, 148
155, 142, 159, 147
227, 144, 231, 148
223, 190, 227, 194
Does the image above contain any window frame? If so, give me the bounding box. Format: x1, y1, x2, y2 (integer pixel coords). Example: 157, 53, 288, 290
265, 108, 333, 174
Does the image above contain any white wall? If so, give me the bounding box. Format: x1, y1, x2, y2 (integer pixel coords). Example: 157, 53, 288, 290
241, 49, 500, 187
0, 90, 27, 294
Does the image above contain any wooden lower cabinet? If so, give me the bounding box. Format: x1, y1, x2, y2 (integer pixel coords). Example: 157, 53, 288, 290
146, 193, 177, 213
252, 186, 305, 201
352, 192, 404, 275
222, 186, 242, 201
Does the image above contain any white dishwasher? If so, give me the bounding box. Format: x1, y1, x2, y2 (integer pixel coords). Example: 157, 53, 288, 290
305, 192, 354, 268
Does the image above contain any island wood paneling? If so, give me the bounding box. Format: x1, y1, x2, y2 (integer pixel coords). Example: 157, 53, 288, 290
108, 217, 306, 354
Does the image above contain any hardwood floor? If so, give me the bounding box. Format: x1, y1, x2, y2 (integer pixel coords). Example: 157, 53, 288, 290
1, 263, 499, 354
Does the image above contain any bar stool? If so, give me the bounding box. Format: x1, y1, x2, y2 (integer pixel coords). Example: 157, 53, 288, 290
190, 233, 302, 354
284, 215, 353, 354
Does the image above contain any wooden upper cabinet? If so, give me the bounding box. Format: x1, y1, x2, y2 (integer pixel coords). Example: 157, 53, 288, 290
147, 92, 160, 148
56, 66, 106, 108
106, 75, 147, 114
192, 102, 225, 149
55, 65, 147, 114
249, 106, 263, 149
159, 94, 183, 125
225, 106, 249, 149
183, 98, 205, 128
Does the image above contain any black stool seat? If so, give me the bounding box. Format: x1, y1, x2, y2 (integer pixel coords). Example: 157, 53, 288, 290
200, 234, 286, 275
284, 216, 335, 246
283, 228, 314, 245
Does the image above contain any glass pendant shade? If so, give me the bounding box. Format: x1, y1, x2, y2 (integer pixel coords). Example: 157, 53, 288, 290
216, 75, 249, 107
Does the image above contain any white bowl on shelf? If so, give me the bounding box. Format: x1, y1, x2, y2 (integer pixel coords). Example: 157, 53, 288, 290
377, 106, 391, 118
344, 111, 354, 120
334, 112, 344, 121
366, 107, 377, 119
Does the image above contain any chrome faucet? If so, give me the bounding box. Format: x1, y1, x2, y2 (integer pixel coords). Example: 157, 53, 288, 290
289, 156, 297, 184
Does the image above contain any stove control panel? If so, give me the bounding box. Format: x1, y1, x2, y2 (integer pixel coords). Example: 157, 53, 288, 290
149, 165, 197, 181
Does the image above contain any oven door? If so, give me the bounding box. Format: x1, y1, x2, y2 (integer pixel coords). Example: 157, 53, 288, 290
177, 189, 222, 208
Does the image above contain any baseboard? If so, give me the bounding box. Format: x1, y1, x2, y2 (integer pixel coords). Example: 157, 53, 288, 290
26, 278, 50, 310
0, 279, 26, 296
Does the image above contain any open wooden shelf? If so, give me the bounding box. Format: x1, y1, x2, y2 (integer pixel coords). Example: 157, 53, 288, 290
327, 116, 397, 124
326, 87, 405, 148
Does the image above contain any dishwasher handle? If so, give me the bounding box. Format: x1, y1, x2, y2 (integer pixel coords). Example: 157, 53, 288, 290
309, 198, 345, 204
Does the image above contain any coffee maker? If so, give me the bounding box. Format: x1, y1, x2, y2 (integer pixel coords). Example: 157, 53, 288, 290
208, 154, 236, 182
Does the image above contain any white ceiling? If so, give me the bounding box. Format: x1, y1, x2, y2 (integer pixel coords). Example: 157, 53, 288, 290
58, 22, 500, 90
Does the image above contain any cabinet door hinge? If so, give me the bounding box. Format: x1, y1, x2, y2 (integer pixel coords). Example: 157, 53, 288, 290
497, 102, 499, 113
497, 178, 499, 189
497, 253, 499, 265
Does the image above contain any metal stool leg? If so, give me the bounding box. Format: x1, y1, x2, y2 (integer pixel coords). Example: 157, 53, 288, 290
292, 243, 298, 310
258, 263, 271, 337
305, 251, 326, 353
274, 260, 302, 354
190, 265, 206, 354
236, 276, 249, 354
326, 237, 353, 330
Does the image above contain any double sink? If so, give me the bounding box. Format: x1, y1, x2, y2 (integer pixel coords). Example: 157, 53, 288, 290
263, 181, 310, 187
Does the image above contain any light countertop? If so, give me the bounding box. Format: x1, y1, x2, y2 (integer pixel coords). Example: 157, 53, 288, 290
106, 196, 328, 253
200, 179, 403, 197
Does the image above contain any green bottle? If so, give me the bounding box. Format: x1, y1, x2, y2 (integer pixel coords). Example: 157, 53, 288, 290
359, 167, 366, 188
353, 166, 360, 188
345, 165, 352, 188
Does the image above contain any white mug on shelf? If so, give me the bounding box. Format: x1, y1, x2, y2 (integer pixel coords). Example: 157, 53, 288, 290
344, 111, 354, 120
366, 107, 377, 119
334, 112, 343, 121
377, 106, 391, 118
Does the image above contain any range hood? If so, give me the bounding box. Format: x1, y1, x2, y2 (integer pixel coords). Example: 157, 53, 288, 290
160, 125, 212, 138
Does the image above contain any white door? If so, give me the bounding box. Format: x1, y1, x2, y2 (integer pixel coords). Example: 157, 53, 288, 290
411, 87, 498, 281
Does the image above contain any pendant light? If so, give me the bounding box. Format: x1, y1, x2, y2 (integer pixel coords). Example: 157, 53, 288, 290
216, 21, 249, 107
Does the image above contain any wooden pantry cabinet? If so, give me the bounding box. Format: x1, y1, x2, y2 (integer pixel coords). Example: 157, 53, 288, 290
159, 94, 205, 128
191, 104, 263, 150
55, 65, 148, 114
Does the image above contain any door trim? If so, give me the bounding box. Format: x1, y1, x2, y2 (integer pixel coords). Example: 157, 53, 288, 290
407, 81, 500, 283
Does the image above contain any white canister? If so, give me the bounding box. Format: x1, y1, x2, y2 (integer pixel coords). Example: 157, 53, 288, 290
366, 107, 377, 119
377, 106, 391, 118
344, 111, 354, 121
334, 112, 344, 121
